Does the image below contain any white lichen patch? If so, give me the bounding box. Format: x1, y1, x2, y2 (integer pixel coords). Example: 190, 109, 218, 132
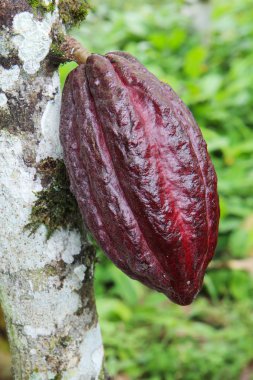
23, 280, 81, 331
0, 132, 41, 204
0, 65, 20, 92
0, 93, 8, 108
24, 326, 53, 339
0, 131, 81, 273
63, 264, 87, 292
0, 264, 86, 339
0, 35, 10, 58
62, 325, 104, 380
37, 72, 62, 161
29, 371, 56, 380
12, 11, 56, 74
46, 229, 82, 264
74, 265, 87, 282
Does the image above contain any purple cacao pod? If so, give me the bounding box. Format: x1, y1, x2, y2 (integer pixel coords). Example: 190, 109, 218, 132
60, 52, 219, 305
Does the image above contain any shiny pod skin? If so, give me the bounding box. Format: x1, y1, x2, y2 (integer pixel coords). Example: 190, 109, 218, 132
60, 51, 219, 305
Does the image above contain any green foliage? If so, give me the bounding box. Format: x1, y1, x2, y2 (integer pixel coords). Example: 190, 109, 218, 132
59, 61, 78, 88
95, 254, 253, 380
59, 0, 253, 378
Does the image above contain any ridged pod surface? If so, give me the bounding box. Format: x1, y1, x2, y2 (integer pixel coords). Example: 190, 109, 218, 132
60, 52, 219, 305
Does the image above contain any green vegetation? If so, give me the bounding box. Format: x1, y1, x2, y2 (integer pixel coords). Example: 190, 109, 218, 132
62, 0, 253, 378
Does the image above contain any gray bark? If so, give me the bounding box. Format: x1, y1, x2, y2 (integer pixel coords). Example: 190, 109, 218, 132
0, 2, 104, 379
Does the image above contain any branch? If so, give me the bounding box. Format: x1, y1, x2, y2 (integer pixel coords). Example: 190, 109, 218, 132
60, 36, 91, 64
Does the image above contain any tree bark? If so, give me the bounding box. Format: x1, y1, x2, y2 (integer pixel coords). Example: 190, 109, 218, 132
0, 1, 105, 379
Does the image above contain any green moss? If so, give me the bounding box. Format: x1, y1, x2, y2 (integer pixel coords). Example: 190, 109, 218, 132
28, 0, 55, 14
25, 158, 82, 239
49, 42, 65, 65
58, 0, 90, 27
53, 375, 62, 380
28, 0, 90, 29
50, 42, 64, 58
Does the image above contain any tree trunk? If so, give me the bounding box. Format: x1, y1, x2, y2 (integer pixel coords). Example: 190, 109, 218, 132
0, 1, 105, 379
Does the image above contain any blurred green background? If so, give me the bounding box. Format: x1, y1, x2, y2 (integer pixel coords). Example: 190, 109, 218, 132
1, 0, 253, 379
71, 0, 253, 378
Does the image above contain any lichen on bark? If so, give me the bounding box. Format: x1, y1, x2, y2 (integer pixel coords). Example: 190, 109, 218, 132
0, 1, 105, 379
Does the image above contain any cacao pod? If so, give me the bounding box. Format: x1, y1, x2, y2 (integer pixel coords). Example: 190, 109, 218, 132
60, 52, 219, 305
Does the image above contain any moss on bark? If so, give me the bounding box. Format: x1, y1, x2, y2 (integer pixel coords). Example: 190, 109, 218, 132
25, 158, 82, 239
58, 0, 90, 28
27, 0, 55, 14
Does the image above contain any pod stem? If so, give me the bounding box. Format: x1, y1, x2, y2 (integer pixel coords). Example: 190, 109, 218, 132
60, 36, 91, 64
